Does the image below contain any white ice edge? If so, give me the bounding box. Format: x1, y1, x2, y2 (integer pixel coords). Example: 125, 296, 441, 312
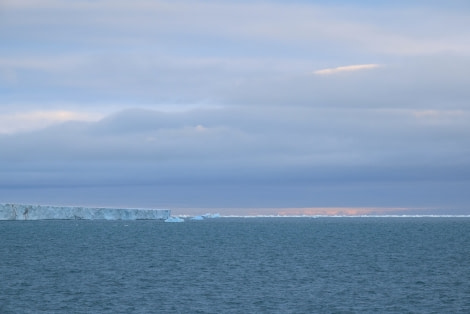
0, 203, 170, 220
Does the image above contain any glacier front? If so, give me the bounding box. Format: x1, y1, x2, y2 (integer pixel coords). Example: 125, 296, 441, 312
0, 204, 171, 220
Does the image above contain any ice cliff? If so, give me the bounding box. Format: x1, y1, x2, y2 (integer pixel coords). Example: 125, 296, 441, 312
0, 204, 170, 220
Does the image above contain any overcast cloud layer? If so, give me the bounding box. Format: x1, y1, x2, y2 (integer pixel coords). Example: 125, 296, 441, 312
1, 0, 469, 212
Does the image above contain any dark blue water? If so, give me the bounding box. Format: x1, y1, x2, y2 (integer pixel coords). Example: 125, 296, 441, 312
1, 218, 470, 313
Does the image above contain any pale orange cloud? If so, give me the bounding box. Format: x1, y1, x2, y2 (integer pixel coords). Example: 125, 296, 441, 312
0, 110, 103, 134
276, 207, 411, 216
172, 207, 421, 216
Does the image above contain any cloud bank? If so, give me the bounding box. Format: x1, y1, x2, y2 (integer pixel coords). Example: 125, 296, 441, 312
0, 110, 102, 134
1, 104, 469, 209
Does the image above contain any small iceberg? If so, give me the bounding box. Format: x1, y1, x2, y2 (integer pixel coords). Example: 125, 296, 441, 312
165, 216, 184, 223
202, 213, 221, 219
190, 215, 205, 220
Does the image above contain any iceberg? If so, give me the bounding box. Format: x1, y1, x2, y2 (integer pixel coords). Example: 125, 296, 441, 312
0, 204, 170, 220
164, 216, 184, 223
202, 213, 221, 218
190, 215, 205, 220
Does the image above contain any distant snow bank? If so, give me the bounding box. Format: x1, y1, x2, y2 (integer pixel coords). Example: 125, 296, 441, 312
0, 204, 170, 220
164, 212, 222, 222
164, 216, 185, 223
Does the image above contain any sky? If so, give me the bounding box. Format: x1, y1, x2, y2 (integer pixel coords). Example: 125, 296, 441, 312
1, 0, 470, 214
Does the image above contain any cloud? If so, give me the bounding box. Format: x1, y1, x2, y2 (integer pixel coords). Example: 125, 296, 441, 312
1, 106, 469, 169
314, 64, 381, 75
3, 0, 470, 57
2, 1, 470, 112
0, 56, 84, 71
276, 207, 413, 216
1, 1, 470, 209
0, 110, 103, 134
0, 106, 469, 208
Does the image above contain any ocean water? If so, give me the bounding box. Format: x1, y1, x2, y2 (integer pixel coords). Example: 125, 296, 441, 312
1, 218, 470, 313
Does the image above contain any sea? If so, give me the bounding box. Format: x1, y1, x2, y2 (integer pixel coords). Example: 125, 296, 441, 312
1, 217, 470, 313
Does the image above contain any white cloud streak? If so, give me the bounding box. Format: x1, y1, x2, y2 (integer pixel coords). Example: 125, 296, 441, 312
314, 64, 381, 75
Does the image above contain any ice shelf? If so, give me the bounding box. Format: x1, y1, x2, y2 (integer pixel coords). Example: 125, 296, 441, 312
0, 204, 171, 220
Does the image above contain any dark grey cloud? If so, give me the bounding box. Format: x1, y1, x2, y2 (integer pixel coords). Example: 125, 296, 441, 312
1, 105, 469, 209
